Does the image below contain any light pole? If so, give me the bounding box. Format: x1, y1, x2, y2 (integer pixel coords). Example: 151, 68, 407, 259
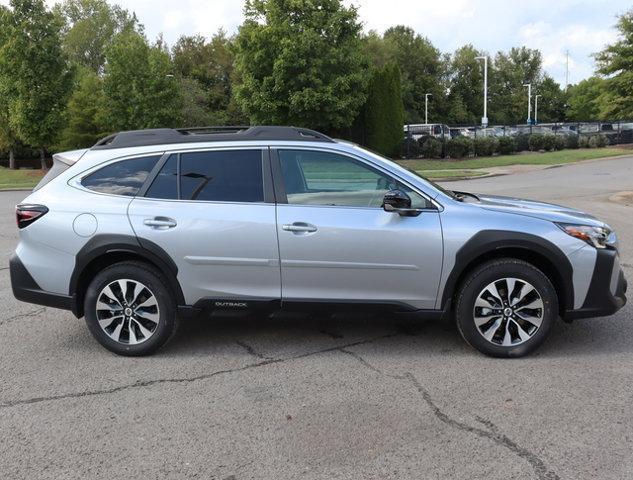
475, 56, 488, 127
534, 94, 541, 124
425, 93, 432, 125
523, 83, 532, 124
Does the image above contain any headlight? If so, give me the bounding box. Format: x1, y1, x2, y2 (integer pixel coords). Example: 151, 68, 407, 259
556, 223, 613, 249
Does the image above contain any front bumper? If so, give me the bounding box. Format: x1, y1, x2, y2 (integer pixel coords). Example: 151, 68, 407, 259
564, 248, 627, 320
10, 253, 74, 311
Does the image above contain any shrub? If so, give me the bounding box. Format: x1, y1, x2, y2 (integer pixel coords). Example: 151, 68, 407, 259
515, 133, 530, 152
474, 136, 498, 156
553, 135, 567, 151
593, 134, 608, 148
566, 135, 579, 149
420, 137, 442, 158
497, 136, 516, 155
446, 136, 473, 159
542, 134, 556, 151
401, 137, 420, 158
528, 134, 545, 151
578, 135, 591, 148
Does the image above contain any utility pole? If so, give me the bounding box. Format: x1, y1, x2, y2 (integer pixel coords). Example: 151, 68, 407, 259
535, 94, 541, 124
565, 50, 570, 91
425, 93, 432, 125
475, 56, 488, 127
523, 83, 532, 124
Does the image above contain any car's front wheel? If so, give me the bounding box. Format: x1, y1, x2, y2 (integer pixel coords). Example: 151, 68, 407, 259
455, 258, 558, 358
84, 261, 178, 356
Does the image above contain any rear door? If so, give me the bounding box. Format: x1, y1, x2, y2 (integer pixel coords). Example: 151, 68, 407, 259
127, 147, 281, 306
272, 147, 443, 310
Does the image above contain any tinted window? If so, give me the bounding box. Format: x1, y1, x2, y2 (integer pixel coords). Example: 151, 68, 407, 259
145, 155, 178, 199
180, 150, 263, 202
279, 149, 429, 208
82, 156, 160, 196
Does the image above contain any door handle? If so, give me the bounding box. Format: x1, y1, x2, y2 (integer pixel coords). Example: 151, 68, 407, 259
282, 222, 317, 233
144, 217, 177, 229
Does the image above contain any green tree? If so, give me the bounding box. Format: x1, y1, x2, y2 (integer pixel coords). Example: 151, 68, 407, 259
234, 0, 368, 132
534, 76, 566, 123
382, 26, 447, 123
364, 63, 404, 156
0, 6, 19, 168
173, 30, 237, 124
57, 67, 105, 150
489, 47, 544, 124
566, 77, 607, 121
100, 31, 182, 132
0, 0, 72, 168
54, 0, 138, 73
446, 45, 486, 124
595, 9, 633, 118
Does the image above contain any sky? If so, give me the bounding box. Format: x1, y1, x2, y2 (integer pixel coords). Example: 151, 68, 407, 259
4, 0, 631, 85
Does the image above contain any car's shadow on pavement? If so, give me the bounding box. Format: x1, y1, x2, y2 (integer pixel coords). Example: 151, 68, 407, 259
143, 306, 632, 360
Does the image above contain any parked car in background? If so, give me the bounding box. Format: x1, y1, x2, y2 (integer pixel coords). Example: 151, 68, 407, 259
10, 126, 627, 358
404, 124, 450, 141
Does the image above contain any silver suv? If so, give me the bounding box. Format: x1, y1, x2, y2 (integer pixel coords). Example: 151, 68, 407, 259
10, 126, 627, 357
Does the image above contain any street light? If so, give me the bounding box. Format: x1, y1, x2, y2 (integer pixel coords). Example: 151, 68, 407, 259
425, 93, 432, 125
475, 56, 488, 127
523, 83, 532, 124
535, 94, 542, 125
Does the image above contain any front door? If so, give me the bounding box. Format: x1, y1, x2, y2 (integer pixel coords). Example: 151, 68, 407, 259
128, 148, 281, 306
273, 148, 443, 310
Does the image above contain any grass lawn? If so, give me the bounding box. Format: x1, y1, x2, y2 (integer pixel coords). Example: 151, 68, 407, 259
397, 147, 629, 172
420, 169, 487, 180
0, 167, 45, 190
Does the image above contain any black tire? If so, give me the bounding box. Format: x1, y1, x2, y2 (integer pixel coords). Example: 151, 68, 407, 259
455, 258, 558, 358
84, 261, 178, 356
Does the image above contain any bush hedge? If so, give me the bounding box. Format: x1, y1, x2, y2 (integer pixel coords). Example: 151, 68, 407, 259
474, 136, 498, 156
497, 136, 516, 155
446, 136, 473, 158
420, 137, 442, 159
528, 134, 545, 151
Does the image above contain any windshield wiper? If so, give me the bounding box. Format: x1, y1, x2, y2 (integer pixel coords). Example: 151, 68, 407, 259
452, 190, 480, 201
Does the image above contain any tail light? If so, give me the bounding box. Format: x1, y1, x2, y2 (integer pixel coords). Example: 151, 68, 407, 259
16, 204, 48, 229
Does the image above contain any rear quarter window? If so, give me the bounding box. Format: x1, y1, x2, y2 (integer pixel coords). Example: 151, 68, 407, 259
81, 155, 161, 196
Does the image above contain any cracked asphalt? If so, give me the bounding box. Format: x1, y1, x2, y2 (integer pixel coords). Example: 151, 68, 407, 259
1, 156, 632, 480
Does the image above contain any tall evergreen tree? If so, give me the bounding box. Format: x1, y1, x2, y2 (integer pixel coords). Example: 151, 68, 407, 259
364, 63, 404, 157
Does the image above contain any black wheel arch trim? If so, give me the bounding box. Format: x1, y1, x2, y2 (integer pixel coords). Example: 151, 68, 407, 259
69, 234, 185, 317
441, 230, 575, 312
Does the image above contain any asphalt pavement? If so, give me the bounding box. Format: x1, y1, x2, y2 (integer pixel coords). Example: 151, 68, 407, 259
0, 156, 631, 480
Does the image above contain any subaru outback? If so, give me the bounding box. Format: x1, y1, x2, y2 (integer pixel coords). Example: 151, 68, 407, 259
10, 126, 627, 357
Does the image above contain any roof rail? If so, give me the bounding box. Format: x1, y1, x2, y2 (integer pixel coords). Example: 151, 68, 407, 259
91, 126, 335, 150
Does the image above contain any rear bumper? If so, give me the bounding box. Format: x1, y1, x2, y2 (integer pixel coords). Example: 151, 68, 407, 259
564, 248, 627, 320
10, 253, 75, 312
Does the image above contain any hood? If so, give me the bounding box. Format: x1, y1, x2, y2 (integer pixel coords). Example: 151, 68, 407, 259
469, 193, 607, 227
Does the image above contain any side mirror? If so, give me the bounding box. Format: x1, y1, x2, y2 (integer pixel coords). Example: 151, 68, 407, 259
382, 189, 423, 217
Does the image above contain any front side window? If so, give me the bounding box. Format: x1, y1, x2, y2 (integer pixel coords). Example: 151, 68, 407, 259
179, 150, 264, 202
278, 149, 429, 208
82, 155, 160, 196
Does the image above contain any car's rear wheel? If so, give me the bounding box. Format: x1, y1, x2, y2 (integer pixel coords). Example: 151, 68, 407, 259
455, 258, 558, 358
84, 261, 178, 356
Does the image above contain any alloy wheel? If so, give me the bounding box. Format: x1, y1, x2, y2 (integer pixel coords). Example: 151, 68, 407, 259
473, 277, 544, 347
96, 279, 160, 345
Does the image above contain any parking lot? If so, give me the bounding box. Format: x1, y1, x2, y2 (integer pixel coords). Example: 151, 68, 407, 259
0, 156, 631, 480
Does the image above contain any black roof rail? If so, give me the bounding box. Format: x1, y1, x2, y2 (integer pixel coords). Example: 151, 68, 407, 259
91, 126, 335, 150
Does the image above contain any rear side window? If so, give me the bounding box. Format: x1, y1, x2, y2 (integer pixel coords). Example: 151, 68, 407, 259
82, 155, 160, 196
145, 155, 178, 199
179, 150, 263, 202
